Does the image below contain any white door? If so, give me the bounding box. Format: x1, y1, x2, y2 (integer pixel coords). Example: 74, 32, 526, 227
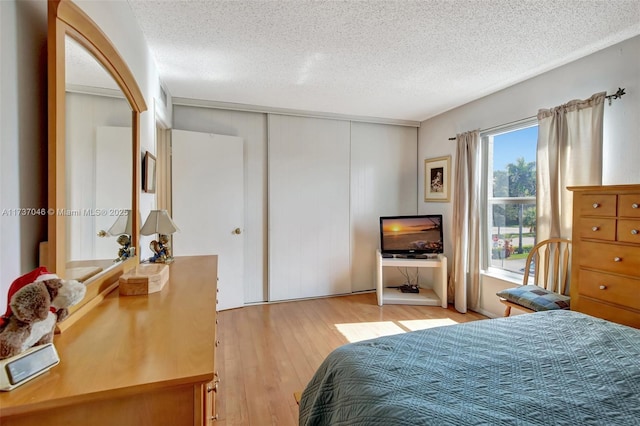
171, 129, 245, 310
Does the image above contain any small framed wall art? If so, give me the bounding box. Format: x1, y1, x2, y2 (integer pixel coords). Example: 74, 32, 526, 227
143, 151, 156, 193
424, 155, 451, 202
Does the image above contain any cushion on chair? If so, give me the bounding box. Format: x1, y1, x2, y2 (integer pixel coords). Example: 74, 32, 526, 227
496, 285, 570, 312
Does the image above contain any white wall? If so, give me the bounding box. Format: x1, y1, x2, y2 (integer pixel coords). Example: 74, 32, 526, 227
418, 35, 640, 318
0, 0, 48, 315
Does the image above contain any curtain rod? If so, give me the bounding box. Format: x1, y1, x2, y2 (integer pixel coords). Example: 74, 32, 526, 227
447, 87, 626, 141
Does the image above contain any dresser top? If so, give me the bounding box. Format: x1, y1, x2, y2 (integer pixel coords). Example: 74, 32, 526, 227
0, 255, 218, 417
568, 184, 640, 193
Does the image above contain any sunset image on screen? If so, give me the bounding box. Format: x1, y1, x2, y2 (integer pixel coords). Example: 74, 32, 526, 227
381, 216, 442, 252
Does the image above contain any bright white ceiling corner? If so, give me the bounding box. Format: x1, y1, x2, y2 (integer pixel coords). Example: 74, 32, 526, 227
127, 0, 640, 122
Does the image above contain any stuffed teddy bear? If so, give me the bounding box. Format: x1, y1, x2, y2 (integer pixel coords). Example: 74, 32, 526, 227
0, 267, 86, 359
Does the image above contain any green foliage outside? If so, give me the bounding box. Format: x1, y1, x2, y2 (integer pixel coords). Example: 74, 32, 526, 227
491, 244, 533, 260
492, 157, 537, 231
508, 245, 534, 259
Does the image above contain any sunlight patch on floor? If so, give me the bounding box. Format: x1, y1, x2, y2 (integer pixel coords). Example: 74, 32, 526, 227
398, 318, 459, 331
335, 321, 406, 343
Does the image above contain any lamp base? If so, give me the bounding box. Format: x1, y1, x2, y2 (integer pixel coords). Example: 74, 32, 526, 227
149, 235, 173, 264
114, 234, 133, 262
149, 256, 174, 264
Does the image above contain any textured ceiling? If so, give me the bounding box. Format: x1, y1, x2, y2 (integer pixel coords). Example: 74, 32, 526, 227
127, 0, 640, 122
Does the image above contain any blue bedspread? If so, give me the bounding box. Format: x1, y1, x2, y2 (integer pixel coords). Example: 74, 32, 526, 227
299, 310, 640, 426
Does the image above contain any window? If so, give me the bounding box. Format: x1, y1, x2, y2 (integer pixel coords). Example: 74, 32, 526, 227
482, 121, 538, 276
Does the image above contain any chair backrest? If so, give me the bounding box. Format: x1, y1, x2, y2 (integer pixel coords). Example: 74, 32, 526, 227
523, 238, 572, 295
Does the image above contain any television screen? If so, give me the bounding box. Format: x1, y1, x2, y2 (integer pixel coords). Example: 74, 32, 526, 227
379, 215, 443, 254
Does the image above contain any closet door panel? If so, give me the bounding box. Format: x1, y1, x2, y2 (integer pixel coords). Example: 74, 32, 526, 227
268, 115, 351, 301
350, 123, 418, 292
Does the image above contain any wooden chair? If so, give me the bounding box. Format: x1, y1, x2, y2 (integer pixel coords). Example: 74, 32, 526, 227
498, 238, 572, 316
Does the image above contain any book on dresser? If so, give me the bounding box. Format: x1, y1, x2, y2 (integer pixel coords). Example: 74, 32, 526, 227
568, 184, 640, 329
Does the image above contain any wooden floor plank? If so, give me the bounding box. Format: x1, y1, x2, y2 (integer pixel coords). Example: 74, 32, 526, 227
215, 292, 486, 425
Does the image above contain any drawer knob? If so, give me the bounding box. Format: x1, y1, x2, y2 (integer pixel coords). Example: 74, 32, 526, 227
591, 226, 599, 231
614, 257, 622, 262
632, 203, 639, 209
592, 203, 600, 208
632, 229, 639, 235
599, 285, 607, 290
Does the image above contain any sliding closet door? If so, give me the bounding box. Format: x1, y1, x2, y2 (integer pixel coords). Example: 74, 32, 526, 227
350, 122, 418, 292
268, 115, 351, 301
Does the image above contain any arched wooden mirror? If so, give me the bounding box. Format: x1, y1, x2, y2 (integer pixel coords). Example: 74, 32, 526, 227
48, 0, 146, 332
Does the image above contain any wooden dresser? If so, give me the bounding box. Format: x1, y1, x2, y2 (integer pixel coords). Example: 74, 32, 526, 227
0, 255, 219, 425
568, 185, 640, 328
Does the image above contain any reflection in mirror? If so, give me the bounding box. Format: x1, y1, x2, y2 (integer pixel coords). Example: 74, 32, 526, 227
65, 36, 132, 282
49, 0, 146, 333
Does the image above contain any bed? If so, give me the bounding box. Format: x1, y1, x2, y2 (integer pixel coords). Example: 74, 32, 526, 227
299, 310, 640, 425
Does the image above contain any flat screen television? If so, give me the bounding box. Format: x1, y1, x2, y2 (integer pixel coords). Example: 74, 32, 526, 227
379, 215, 443, 254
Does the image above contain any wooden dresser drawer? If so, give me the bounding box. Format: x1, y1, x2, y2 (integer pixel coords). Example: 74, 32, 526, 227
577, 218, 616, 241
575, 297, 640, 329
617, 220, 640, 244
579, 241, 640, 276
569, 185, 640, 329
577, 194, 617, 217
578, 269, 640, 311
618, 194, 640, 217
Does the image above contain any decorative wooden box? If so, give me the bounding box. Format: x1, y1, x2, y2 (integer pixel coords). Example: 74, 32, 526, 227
119, 264, 169, 296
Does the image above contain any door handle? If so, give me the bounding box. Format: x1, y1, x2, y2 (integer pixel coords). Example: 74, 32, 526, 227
233, 228, 242, 235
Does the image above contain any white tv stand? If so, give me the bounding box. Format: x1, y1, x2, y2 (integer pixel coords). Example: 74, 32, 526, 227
376, 249, 447, 308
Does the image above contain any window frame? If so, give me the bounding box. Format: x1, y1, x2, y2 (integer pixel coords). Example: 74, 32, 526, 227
480, 118, 538, 275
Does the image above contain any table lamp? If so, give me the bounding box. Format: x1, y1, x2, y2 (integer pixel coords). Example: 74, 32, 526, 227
101, 209, 136, 261
140, 210, 179, 264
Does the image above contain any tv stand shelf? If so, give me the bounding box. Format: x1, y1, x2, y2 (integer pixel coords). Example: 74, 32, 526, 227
376, 250, 447, 307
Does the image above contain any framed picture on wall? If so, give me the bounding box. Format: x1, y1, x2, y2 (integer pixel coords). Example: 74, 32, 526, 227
424, 156, 450, 202
143, 151, 156, 193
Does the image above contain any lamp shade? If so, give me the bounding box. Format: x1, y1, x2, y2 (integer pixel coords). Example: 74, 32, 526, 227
140, 210, 179, 236
107, 210, 136, 236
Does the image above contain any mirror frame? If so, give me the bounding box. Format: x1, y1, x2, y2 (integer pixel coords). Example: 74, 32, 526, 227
48, 0, 147, 332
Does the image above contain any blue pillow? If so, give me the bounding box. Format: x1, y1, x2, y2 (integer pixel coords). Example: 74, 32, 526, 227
497, 285, 570, 312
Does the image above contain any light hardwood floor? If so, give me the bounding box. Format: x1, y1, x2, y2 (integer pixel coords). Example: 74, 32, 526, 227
214, 292, 487, 425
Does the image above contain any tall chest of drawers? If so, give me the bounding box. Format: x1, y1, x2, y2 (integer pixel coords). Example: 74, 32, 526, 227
568, 185, 640, 328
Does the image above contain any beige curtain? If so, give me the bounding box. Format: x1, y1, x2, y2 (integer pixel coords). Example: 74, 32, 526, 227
537, 92, 605, 240
449, 130, 481, 313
